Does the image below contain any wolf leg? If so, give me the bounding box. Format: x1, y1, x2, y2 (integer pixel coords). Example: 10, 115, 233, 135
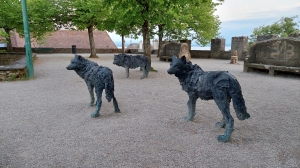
125, 66, 129, 78
213, 91, 234, 142
213, 88, 234, 142
140, 66, 148, 79
112, 95, 121, 113
91, 88, 103, 118
87, 84, 95, 106
185, 95, 197, 121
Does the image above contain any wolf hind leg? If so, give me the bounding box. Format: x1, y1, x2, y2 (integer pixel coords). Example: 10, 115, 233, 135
140, 66, 148, 79
87, 84, 95, 106
213, 90, 234, 142
185, 95, 197, 121
112, 95, 121, 113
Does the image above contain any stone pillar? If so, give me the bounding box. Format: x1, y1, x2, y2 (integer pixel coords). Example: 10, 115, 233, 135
211, 38, 225, 59
231, 36, 248, 60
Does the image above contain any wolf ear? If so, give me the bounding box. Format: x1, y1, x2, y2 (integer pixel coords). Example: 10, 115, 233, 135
180, 56, 186, 63
172, 55, 177, 61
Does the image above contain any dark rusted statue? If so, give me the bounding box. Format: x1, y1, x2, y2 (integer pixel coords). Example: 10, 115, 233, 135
113, 53, 150, 79
66, 55, 120, 118
167, 56, 250, 142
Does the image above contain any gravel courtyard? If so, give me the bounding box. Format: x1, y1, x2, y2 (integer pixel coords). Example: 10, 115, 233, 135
1, 53, 299, 167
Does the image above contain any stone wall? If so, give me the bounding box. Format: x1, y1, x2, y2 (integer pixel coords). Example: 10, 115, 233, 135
190, 50, 211, 58
257, 35, 278, 41
0, 53, 36, 81
0, 53, 25, 65
248, 37, 300, 67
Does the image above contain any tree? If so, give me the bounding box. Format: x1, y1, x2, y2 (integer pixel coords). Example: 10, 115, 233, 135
0, 0, 22, 51
0, 0, 72, 51
249, 16, 300, 45
155, 0, 221, 57
104, 0, 222, 64
70, 0, 114, 58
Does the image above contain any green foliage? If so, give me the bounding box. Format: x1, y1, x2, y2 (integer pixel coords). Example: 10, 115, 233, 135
249, 16, 300, 45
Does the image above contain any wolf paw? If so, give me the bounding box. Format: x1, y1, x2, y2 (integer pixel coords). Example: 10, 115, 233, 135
115, 108, 121, 113
217, 135, 230, 142
184, 116, 194, 121
91, 112, 100, 118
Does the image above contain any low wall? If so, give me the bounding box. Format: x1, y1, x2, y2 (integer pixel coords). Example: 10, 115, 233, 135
0, 52, 36, 81
0, 53, 25, 65
0, 47, 123, 54
190, 50, 232, 60
190, 50, 211, 58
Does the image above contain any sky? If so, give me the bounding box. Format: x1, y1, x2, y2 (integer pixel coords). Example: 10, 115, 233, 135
108, 0, 300, 47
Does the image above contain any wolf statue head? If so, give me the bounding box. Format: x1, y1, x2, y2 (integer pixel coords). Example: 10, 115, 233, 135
167, 55, 192, 75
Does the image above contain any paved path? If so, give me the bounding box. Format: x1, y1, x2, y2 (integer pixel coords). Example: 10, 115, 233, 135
1, 53, 300, 167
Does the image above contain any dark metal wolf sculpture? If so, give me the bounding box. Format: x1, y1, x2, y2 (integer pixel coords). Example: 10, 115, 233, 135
167, 56, 250, 142
66, 55, 120, 118
113, 53, 150, 79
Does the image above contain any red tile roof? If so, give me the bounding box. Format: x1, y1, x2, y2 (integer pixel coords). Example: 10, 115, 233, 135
10, 30, 117, 49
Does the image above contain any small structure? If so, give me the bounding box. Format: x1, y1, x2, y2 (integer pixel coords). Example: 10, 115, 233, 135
230, 50, 238, 64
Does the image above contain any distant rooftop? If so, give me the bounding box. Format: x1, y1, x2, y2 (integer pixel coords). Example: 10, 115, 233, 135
9, 30, 118, 49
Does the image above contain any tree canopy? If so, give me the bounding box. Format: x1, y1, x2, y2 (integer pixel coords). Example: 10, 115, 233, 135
249, 16, 300, 45
103, 0, 222, 63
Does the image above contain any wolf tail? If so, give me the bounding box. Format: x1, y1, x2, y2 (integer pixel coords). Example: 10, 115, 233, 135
104, 69, 114, 102
228, 73, 250, 120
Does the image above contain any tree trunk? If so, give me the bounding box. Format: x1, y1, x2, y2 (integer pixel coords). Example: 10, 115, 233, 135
5, 28, 13, 52
142, 20, 151, 65
157, 25, 164, 57
122, 35, 125, 54
88, 25, 98, 58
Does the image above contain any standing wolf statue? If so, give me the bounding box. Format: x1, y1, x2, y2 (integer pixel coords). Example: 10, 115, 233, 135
113, 53, 150, 79
66, 55, 120, 118
167, 56, 250, 142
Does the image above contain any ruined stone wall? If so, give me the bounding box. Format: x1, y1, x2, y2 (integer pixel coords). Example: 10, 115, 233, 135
249, 37, 300, 67
257, 35, 278, 41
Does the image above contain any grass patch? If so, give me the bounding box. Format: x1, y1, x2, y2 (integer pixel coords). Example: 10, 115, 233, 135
150, 67, 158, 72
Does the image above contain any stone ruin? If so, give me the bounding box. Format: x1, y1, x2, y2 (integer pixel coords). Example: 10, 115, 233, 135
159, 41, 191, 61
244, 35, 300, 76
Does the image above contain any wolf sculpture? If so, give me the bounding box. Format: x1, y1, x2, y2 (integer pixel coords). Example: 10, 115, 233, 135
66, 55, 120, 118
113, 54, 150, 79
167, 56, 250, 142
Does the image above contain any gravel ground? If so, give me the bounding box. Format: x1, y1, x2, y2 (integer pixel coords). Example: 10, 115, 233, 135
1, 53, 299, 167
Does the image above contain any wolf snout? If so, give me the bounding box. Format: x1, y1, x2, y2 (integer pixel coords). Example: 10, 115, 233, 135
167, 69, 173, 74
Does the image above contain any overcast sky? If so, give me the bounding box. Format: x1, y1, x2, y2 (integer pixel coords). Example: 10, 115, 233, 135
108, 0, 300, 45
